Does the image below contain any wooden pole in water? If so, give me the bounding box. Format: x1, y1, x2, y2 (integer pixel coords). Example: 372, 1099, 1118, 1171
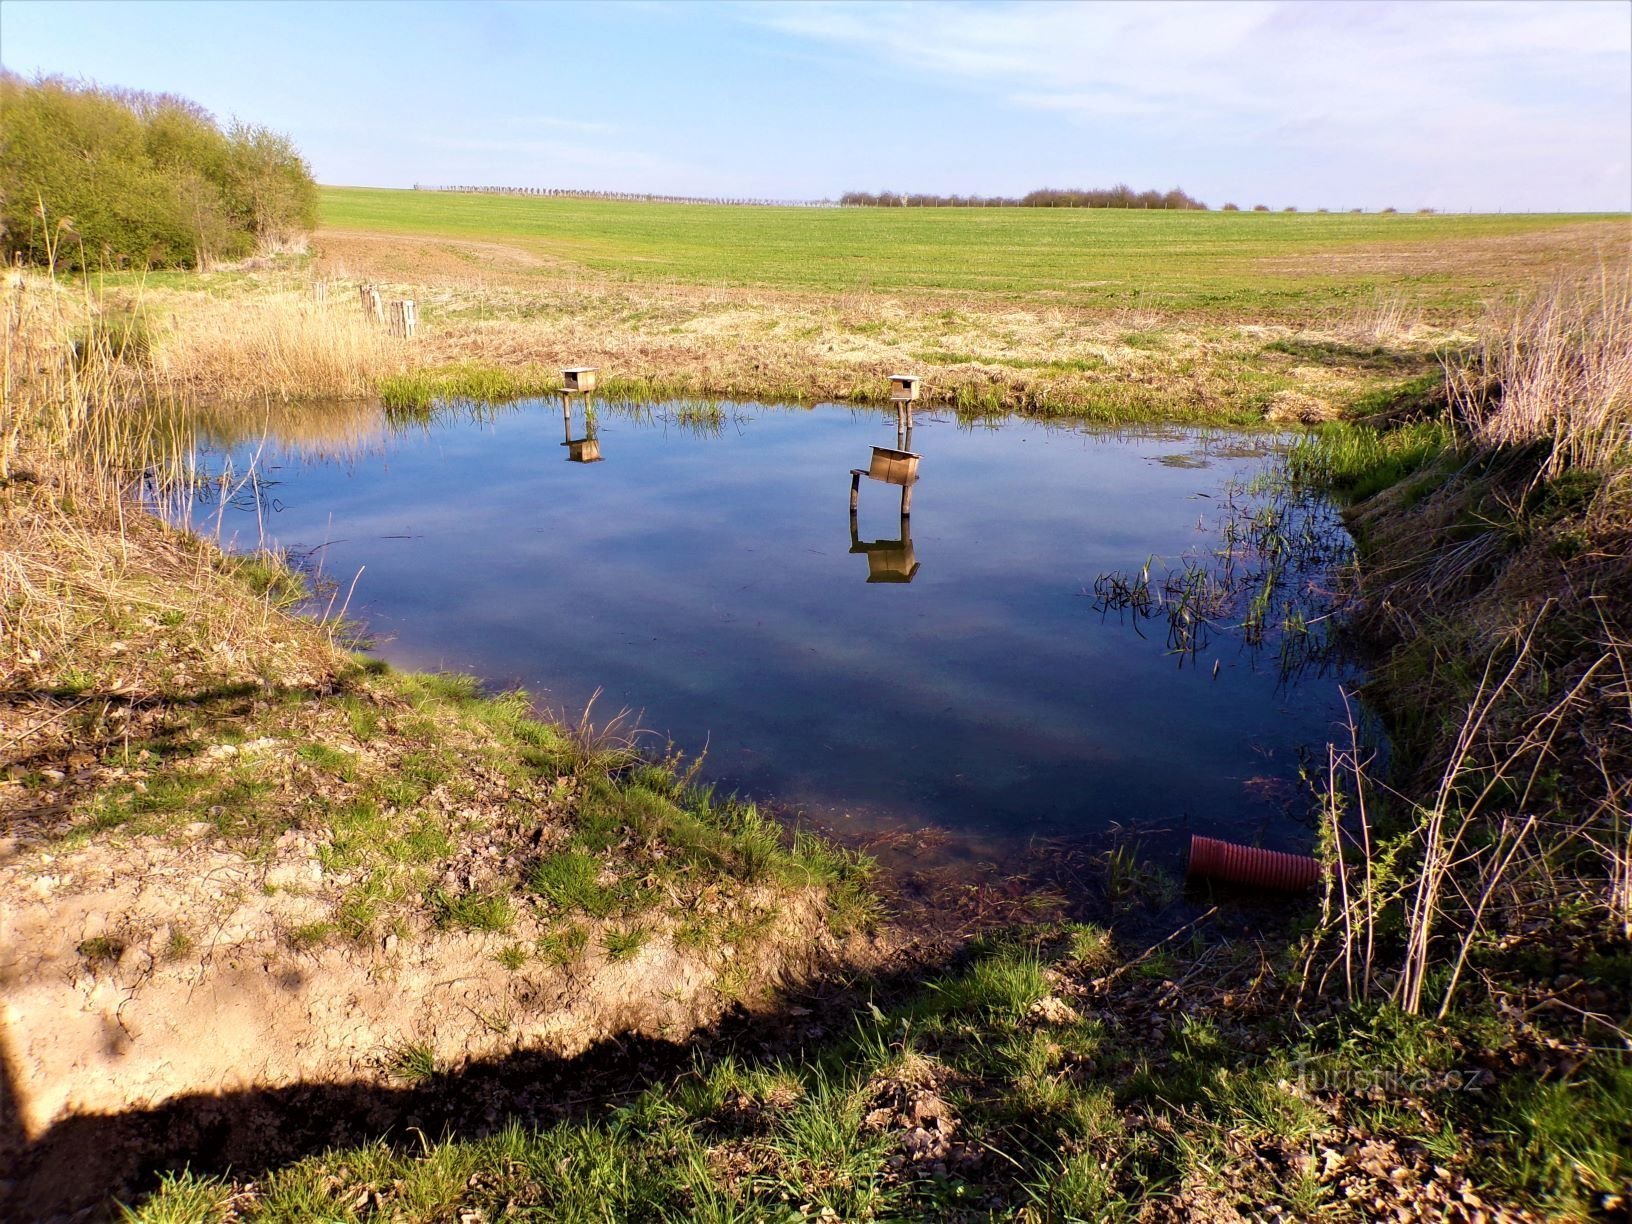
850, 471, 862, 511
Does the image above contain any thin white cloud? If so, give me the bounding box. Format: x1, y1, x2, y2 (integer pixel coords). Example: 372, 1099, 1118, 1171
501, 114, 619, 136
744, 0, 1632, 209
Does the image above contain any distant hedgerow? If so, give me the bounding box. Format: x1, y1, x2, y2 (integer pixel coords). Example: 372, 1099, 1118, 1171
839, 184, 1207, 210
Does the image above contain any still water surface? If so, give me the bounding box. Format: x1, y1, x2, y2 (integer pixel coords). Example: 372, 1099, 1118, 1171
185, 398, 1354, 855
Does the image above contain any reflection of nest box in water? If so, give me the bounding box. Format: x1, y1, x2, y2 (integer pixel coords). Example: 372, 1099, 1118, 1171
850, 515, 919, 583
563, 436, 602, 463
850, 386, 924, 552
561, 366, 598, 393
560, 392, 603, 462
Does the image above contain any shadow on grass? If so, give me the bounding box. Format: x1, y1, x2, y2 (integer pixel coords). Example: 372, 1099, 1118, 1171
0, 675, 365, 842
1263, 338, 1432, 373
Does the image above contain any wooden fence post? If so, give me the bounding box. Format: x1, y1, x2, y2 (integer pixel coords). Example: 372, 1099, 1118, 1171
387, 299, 417, 339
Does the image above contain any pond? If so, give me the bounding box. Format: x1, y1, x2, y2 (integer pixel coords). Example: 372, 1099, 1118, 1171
174, 396, 1356, 861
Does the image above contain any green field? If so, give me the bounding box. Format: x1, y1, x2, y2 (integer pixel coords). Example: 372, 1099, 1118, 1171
319, 186, 1624, 317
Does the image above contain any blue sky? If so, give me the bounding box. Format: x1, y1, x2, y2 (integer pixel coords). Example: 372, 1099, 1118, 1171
2, 0, 1628, 211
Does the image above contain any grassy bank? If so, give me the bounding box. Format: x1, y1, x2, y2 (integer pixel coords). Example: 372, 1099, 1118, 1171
1287, 279, 1632, 1013
101, 261, 1446, 426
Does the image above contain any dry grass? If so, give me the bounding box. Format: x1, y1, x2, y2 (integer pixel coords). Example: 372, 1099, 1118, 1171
3, 270, 132, 488
0, 486, 338, 700
1, 257, 349, 717
10, 218, 1493, 427
119, 238, 1459, 424
145, 284, 406, 402
1453, 272, 1632, 477
1309, 622, 1623, 1018
1304, 273, 1632, 1019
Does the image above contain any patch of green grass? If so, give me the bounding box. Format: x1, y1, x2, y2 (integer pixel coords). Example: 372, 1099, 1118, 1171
286, 920, 333, 950
224, 552, 306, 606
118, 1169, 235, 1223
203, 774, 279, 839
385, 815, 453, 864
1066, 922, 1117, 971
1026, 1149, 1126, 1221
1285, 419, 1456, 499
133, 771, 213, 814
397, 748, 454, 792
1098, 842, 1178, 910
318, 798, 388, 871
528, 850, 618, 917
51, 666, 98, 696
602, 924, 649, 963
773, 1078, 898, 1218
1264, 337, 1425, 372
335, 869, 400, 939
339, 694, 381, 740
495, 943, 529, 971
1487, 1060, 1632, 1215
928, 939, 1050, 1019
163, 928, 195, 959
383, 1041, 437, 1083
295, 740, 356, 778
380, 363, 561, 416
429, 887, 514, 933
77, 934, 125, 964
536, 923, 589, 966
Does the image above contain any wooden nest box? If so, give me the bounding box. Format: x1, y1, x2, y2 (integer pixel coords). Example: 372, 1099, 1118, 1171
863, 445, 919, 486
889, 374, 921, 402
562, 366, 599, 393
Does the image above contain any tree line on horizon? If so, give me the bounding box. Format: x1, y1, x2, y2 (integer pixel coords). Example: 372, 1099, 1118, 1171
0, 73, 319, 271
839, 185, 1207, 209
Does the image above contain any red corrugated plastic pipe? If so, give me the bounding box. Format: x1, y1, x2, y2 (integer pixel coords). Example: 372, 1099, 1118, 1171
1187, 835, 1323, 892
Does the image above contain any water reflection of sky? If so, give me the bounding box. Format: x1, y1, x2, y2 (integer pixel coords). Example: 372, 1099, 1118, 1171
188, 400, 1355, 853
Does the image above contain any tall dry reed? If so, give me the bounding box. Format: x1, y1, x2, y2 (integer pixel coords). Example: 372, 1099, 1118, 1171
1307, 620, 1620, 1017
1, 257, 350, 694
149, 288, 405, 402
3, 265, 144, 492
1451, 272, 1632, 477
